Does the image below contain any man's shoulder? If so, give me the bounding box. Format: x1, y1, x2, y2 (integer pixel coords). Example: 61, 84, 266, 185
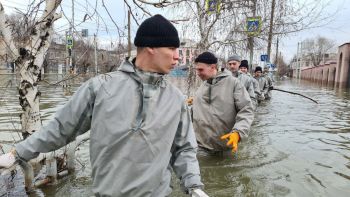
240, 73, 252, 80
166, 81, 185, 99
88, 70, 131, 89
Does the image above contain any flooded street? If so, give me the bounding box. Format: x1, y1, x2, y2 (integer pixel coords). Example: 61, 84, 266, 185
1, 74, 350, 196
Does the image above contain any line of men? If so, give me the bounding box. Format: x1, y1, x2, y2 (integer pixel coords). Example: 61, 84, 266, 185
0, 15, 274, 197
226, 54, 274, 108
190, 52, 274, 157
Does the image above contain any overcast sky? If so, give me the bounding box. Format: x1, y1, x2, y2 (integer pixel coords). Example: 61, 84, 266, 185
2, 0, 349, 62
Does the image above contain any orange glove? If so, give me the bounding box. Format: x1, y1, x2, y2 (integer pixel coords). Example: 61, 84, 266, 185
220, 132, 240, 153
186, 96, 194, 106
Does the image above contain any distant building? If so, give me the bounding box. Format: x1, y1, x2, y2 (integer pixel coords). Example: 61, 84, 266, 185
178, 39, 199, 68
45, 40, 121, 74
290, 52, 337, 70
0, 35, 13, 74
169, 39, 199, 77
290, 52, 337, 78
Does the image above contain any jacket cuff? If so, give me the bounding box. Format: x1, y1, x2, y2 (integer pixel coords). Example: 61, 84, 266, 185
15, 143, 39, 161
231, 128, 246, 141
184, 175, 204, 194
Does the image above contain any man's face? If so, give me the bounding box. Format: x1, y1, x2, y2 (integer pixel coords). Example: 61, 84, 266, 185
227, 60, 240, 72
255, 71, 262, 77
240, 67, 248, 74
195, 62, 216, 80
151, 47, 179, 74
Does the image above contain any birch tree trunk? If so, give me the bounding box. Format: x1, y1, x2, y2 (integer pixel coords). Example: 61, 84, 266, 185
0, 0, 62, 139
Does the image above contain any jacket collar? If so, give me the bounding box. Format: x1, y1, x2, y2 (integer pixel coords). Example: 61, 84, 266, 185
118, 60, 166, 87
206, 69, 231, 85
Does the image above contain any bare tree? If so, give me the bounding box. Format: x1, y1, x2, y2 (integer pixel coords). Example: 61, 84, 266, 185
0, 0, 62, 138
302, 36, 335, 67
152, 0, 336, 62
265, 0, 337, 59
276, 54, 290, 77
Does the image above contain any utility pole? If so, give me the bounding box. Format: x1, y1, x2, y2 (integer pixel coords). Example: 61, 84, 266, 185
299, 41, 302, 79
267, 0, 276, 62
275, 37, 279, 65
65, 0, 74, 75
296, 42, 299, 79
128, 10, 131, 58
94, 33, 98, 74
71, 0, 74, 73
66, 31, 70, 74
248, 0, 257, 73
279, 51, 281, 69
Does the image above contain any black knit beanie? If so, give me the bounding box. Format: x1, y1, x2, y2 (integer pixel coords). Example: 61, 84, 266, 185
134, 14, 180, 48
195, 52, 218, 64
240, 60, 249, 69
255, 66, 262, 73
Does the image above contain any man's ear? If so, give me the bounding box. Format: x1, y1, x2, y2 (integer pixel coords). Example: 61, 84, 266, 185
145, 47, 155, 55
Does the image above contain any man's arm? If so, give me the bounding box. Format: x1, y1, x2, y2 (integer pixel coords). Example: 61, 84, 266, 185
247, 78, 257, 104
15, 78, 98, 161
232, 81, 254, 140
171, 101, 204, 193
262, 79, 269, 95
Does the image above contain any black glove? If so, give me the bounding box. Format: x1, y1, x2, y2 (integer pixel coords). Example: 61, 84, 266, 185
269, 86, 274, 90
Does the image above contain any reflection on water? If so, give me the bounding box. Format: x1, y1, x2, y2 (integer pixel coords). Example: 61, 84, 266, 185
1, 75, 350, 196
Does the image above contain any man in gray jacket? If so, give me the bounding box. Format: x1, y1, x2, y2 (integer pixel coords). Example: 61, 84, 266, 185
239, 60, 264, 106
263, 66, 273, 100
227, 55, 257, 110
254, 66, 269, 101
192, 52, 254, 155
0, 15, 207, 197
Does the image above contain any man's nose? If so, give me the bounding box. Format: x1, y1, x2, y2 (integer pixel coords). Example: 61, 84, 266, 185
173, 49, 179, 60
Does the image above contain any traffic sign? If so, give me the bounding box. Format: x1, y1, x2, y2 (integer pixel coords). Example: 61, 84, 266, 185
260, 54, 269, 62
66, 35, 73, 48
205, 0, 221, 14
82, 29, 88, 37
246, 17, 262, 36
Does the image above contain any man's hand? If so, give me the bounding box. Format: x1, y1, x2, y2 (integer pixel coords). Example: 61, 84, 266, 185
269, 86, 274, 90
258, 94, 265, 101
186, 96, 194, 106
191, 188, 209, 197
220, 132, 240, 153
0, 149, 17, 169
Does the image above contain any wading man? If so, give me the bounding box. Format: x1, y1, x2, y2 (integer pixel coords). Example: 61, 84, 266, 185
191, 52, 254, 156
0, 15, 208, 197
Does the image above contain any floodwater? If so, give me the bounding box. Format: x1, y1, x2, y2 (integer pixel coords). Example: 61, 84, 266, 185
1, 74, 350, 197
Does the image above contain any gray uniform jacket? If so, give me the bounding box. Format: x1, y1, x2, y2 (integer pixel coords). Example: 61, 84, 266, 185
264, 74, 273, 99
15, 61, 203, 196
232, 71, 257, 108
255, 76, 268, 97
192, 70, 254, 151
249, 74, 263, 102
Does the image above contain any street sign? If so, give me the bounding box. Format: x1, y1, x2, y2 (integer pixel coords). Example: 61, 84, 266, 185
271, 64, 276, 69
205, 0, 221, 14
246, 17, 262, 36
260, 54, 269, 62
66, 35, 73, 48
82, 29, 88, 37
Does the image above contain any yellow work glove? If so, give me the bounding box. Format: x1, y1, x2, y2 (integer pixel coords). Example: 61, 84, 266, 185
220, 132, 240, 153
186, 96, 194, 106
